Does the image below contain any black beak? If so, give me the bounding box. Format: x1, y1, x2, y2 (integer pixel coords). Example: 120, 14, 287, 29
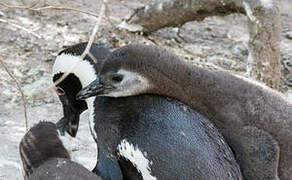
76, 77, 104, 100
56, 96, 80, 137
56, 115, 79, 137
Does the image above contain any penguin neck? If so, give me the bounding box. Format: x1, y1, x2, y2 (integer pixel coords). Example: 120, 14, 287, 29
148, 59, 292, 123
148, 60, 215, 115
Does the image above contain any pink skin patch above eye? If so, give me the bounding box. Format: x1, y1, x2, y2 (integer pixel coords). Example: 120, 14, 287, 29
54, 86, 66, 96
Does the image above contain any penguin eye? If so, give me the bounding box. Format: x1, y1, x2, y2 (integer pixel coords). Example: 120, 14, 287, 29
111, 74, 123, 83
55, 87, 66, 96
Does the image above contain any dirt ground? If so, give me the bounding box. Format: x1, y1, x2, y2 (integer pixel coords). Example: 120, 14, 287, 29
0, 0, 291, 179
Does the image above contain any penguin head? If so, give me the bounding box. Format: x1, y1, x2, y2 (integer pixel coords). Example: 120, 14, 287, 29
76, 44, 171, 100
52, 42, 111, 137
19, 121, 70, 179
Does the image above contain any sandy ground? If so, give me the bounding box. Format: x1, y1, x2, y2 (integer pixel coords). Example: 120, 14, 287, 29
0, 0, 291, 179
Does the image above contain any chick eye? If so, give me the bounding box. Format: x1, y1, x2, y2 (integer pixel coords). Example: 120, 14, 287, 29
112, 74, 123, 83
55, 87, 66, 96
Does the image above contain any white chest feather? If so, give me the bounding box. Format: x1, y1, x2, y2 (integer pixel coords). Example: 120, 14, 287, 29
86, 97, 97, 140
117, 139, 157, 180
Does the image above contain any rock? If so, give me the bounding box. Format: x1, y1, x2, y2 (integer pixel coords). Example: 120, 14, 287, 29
286, 74, 292, 87
23, 76, 52, 100
286, 90, 292, 103
282, 59, 292, 71
286, 31, 292, 39
231, 42, 249, 56
0, 10, 5, 17
118, 21, 143, 32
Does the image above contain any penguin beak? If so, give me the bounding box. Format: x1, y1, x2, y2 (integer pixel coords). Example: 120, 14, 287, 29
56, 96, 80, 137
56, 115, 79, 137
76, 77, 104, 100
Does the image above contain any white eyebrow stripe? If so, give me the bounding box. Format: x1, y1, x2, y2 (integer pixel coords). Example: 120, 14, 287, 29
53, 54, 97, 87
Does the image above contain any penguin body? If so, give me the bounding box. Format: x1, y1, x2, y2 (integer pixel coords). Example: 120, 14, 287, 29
53, 43, 242, 180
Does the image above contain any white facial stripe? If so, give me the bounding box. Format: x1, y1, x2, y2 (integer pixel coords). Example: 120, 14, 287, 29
117, 139, 157, 180
105, 69, 150, 97
53, 54, 96, 87
53, 53, 97, 140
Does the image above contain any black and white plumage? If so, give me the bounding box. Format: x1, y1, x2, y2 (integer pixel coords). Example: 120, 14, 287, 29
53, 42, 243, 180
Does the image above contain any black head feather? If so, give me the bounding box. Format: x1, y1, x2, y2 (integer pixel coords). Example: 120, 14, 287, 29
58, 42, 112, 65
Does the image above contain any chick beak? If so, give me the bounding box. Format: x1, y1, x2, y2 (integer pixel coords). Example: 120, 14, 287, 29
76, 78, 104, 100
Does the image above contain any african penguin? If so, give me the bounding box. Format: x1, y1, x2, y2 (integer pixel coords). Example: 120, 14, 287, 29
19, 121, 102, 180
53, 42, 243, 180
53, 42, 111, 138
77, 44, 292, 180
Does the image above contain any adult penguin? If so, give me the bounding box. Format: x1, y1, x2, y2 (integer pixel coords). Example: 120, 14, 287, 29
53, 42, 242, 180
77, 44, 292, 180
19, 121, 102, 180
